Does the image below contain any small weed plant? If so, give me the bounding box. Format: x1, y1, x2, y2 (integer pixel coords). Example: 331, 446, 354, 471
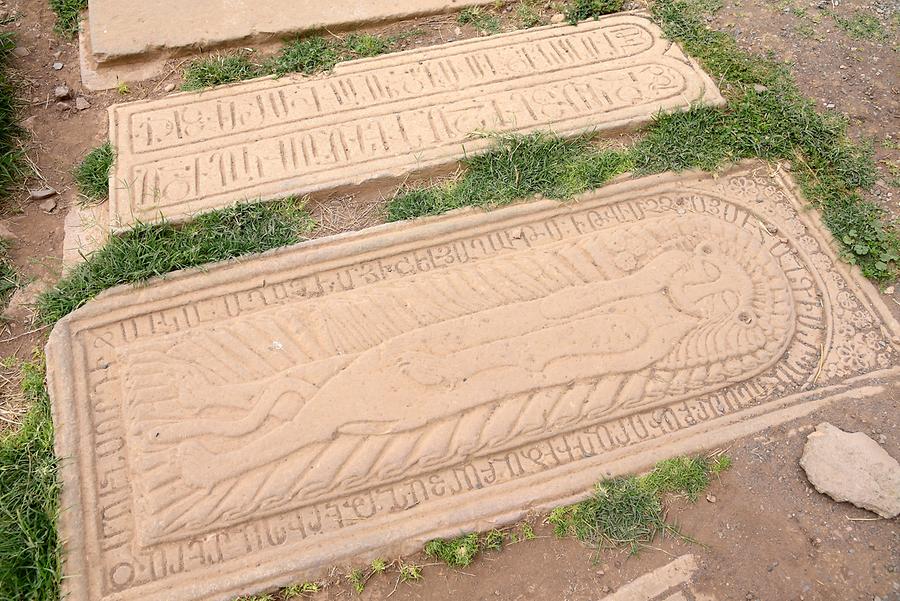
48, 0, 86, 36
548, 454, 730, 554
0, 29, 25, 204
566, 0, 626, 24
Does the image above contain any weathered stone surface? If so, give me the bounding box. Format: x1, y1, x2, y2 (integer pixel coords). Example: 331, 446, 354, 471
3, 280, 49, 325
107, 15, 724, 230
62, 203, 109, 275
800, 422, 900, 518
47, 163, 900, 601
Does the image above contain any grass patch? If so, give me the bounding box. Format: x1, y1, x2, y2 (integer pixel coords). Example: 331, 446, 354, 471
387, 0, 900, 282
0, 357, 60, 601
48, 0, 86, 37
73, 143, 114, 201
566, 0, 627, 24
181, 53, 262, 91
424, 522, 536, 568
0, 29, 26, 204
516, 1, 545, 27
829, 10, 888, 41
182, 33, 400, 89
548, 454, 728, 554
387, 133, 632, 221
0, 239, 18, 307
458, 7, 502, 34
36, 199, 314, 324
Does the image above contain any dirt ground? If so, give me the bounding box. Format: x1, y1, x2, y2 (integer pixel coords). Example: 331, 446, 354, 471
0, 0, 898, 599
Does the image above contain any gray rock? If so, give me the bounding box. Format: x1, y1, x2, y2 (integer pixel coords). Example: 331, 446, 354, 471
800, 422, 900, 518
29, 187, 57, 200
52, 61, 64, 70
74, 96, 91, 111
12, 46, 30, 58
39, 198, 57, 212
53, 84, 71, 100
550, 13, 566, 24
55, 101, 72, 112
163, 83, 176, 93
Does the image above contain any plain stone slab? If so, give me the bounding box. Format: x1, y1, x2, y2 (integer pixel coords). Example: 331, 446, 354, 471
62, 203, 109, 275
46, 162, 900, 601
800, 422, 900, 518
87, 0, 498, 64
107, 14, 724, 231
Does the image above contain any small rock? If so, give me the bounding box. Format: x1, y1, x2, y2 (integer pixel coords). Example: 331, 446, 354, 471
28, 187, 57, 200
163, 83, 176, 93
753, 84, 768, 93
55, 101, 72, 112
706, 493, 717, 503
453, 26, 462, 36
767, 561, 779, 572
550, 13, 566, 24
825, 102, 835, 109
52, 61, 64, 70
53, 85, 71, 100
39, 198, 57, 212
800, 422, 900, 518
884, 285, 895, 295
74, 96, 91, 111
2, 280, 50, 325
12, 46, 29, 58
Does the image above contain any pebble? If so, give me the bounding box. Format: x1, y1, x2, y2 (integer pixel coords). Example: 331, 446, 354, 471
75, 96, 91, 111
706, 493, 717, 503
825, 102, 835, 108
884, 286, 895, 295
39, 198, 58, 212
12, 46, 29, 58
52, 61, 63, 70
29, 187, 57, 200
53, 85, 71, 100
753, 84, 769, 93
550, 13, 566, 23
55, 101, 72, 111
163, 83, 176, 93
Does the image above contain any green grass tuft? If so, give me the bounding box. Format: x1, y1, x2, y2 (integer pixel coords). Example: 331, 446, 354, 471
48, 0, 87, 37
37, 199, 314, 324
0, 239, 18, 307
0, 30, 26, 204
0, 357, 60, 601
458, 7, 502, 33
424, 533, 480, 567
829, 10, 888, 41
387, 133, 632, 221
566, 0, 626, 24
549, 454, 730, 554
270, 37, 342, 76
516, 1, 545, 27
74, 143, 115, 201
181, 53, 263, 91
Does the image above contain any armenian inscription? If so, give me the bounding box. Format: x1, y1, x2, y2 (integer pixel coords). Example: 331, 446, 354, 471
47, 164, 900, 601
108, 15, 724, 230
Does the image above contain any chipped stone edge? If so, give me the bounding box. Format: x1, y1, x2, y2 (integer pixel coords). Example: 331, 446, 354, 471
103, 13, 727, 234
46, 161, 900, 601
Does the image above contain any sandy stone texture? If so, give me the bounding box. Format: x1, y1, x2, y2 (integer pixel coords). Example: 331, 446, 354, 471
86, 0, 498, 65
106, 14, 724, 231
800, 422, 900, 518
45, 162, 900, 601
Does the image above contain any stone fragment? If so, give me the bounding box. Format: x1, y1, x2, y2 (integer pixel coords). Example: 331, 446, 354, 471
45, 164, 900, 601
12, 46, 30, 58
550, 13, 566, 23
107, 14, 724, 230
75, 96, 91, 110
54, 85, 71, 100
800, 422, 900, 518
39, 198, 58, 212
55, 101, 72, 112
162, 83, 175, 92
62, 202, 108, 274
52, 61, 63, 70
0, 221, 16, 241
29, 187, 57, 200
3, 280, 49, 324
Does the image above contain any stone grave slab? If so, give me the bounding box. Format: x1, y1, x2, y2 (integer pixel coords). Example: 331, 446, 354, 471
107, 14, 724, 231
87, 0, 499, 66
47, 162, 900, 601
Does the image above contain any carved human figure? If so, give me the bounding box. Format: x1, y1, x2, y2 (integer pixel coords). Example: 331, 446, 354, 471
147, 241, 759, 489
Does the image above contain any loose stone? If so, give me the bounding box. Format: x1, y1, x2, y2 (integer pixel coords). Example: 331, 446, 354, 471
29, 187, 57, 200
